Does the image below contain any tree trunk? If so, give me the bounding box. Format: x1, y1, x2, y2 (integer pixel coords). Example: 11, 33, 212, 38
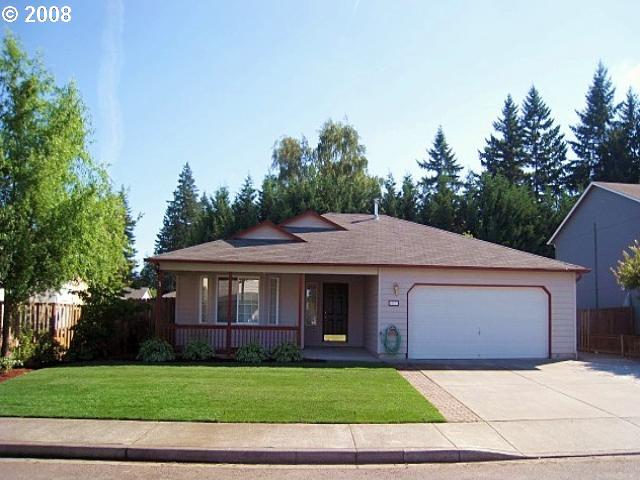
1, 299, 13, 357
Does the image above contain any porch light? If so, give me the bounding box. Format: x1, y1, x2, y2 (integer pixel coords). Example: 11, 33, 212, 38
393, 283, 400, 297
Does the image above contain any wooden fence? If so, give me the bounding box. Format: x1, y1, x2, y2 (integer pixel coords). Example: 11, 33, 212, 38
577, 307, 640, 357
0, 298, 175, 357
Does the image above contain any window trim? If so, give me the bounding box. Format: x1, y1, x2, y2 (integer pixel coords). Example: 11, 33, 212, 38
304, 282, 319, 327
215, 275, 261, 325
268, 277, 280, 325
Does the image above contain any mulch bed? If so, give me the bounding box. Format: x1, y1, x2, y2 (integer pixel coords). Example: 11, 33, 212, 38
0, 369, 32, 383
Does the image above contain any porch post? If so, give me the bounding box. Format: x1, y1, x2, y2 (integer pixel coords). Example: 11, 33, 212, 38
298, 274, 304, 348
226, 272, 232, 356
154, 268, 164, 338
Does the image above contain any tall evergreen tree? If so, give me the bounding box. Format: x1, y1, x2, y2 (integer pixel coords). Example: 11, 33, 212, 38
119, 188, 140, 284
422, 177, 460, 232
399, 174, 418, 222
380, 173, 400, 217
600, 88, 640, 182
568, 62, 616, 188
418, 126, 463, 192
233, 175, 259, 231
479, 95, 526, 183
192, 187, 236, 243
462, 173, 543, 254
154, 163, 202, 254
521, 86, 567, 197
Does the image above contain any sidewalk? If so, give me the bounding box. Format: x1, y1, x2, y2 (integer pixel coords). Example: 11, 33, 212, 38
2, 417, 640, 464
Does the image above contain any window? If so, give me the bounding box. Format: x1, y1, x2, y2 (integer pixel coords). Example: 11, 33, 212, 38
216, 276, 259, 324
269, 277, 279, 325
199, 276, 209, 323
305, 283, 318, 326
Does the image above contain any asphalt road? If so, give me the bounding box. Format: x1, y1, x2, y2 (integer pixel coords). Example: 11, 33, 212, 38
1, 456, 639, 480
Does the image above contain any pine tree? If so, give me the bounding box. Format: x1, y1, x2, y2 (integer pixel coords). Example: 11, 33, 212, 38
418, 126, 463, 192
521, 86, 567, 197
154, 163, 202, 254
119, 188, 140, 284
600, 88, 640, 182
479, 95, 526, 183
380, 173, 400, 217
399, 174, 418, 222
233, 175, 259, 231
462, 173, 543, 254
568, 62, 616, 188
422, 177, 460, 232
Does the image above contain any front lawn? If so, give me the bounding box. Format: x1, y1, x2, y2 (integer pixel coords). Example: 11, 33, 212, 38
0, 363, 443, 423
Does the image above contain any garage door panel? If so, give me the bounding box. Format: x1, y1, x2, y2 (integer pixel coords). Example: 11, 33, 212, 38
408, 286, 548, 359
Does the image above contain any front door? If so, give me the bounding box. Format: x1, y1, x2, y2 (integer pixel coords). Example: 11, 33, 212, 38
323, 283, 348, 342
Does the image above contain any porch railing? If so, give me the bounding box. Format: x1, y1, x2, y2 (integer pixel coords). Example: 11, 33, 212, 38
160, 323, 300, 354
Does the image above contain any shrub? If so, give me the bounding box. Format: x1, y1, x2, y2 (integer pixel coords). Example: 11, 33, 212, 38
235, 342, 267, 363
183, 340, 214, 361
67, 286, 151, 361
270, 342, 302, 363
12, 328, 62, 368
137, 338, 175, 363
0, 356, 23, 374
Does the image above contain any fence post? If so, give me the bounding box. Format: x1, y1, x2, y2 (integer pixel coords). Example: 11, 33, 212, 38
49, 304, 56, 337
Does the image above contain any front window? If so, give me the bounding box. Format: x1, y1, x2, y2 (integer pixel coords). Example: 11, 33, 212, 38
305, 283, 318, 326
217, 276, 260, 324
268, 277, 279, 325
199, 276, 209, 323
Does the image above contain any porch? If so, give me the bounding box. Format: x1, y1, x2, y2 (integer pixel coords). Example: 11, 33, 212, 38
155, 269, 380, 357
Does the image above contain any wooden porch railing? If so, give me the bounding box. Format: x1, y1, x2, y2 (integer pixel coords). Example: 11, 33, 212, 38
161, 323, 299, 354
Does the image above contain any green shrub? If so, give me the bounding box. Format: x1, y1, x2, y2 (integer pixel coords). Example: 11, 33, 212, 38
183, 340, 214, 361
137, 338, 175, 363
235, 342, 267, 363
270, 342, 302, 363
68, 287, 150, 361
12, 327, 62, 368
0, 355, 23, 374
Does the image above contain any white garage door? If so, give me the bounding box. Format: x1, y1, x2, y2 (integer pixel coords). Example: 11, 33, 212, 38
408, 285, 548, 359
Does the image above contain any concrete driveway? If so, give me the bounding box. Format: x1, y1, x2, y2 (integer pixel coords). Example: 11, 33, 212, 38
411, 355, 640, 457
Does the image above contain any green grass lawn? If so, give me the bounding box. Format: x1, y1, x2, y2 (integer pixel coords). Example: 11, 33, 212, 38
0, 363, 443, 423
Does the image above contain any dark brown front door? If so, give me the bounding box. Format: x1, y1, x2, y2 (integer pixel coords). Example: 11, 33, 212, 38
323, 283, 348, 342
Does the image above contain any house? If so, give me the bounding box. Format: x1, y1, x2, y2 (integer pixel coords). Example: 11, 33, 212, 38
548, 182, 640, 311
147, 210, 586, 360
0, 281, 87, 305
122, 287, 153, 301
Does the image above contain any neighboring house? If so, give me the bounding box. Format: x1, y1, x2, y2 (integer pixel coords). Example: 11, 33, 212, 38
147, 210, 586, 360
548, 182, 640, 310
122, 287, 153, 301
162, 291, 176, 299
0, 281, 87, 305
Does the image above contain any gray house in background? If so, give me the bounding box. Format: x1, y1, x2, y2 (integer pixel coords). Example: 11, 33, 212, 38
548, 182, 640, 310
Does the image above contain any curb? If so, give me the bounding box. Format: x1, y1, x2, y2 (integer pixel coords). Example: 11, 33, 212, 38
0, 442, 526, 464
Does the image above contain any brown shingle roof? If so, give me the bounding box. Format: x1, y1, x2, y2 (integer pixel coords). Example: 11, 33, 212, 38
149, 213, 586, 273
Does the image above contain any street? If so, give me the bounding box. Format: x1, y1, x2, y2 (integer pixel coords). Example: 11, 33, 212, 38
0, 456, 639, 480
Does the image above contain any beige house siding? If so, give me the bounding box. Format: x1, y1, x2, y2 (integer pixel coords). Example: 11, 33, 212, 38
378, 268, 577, 359
362, 275, 379, 354
174, 271, 300, 326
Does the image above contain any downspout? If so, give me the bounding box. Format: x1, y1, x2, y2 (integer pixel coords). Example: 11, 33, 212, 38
593, 222, 599, 309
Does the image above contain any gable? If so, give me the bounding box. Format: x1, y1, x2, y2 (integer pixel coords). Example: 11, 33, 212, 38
232, 221, 304, 242
549, 183, 640, 245
280, 211, 346, 231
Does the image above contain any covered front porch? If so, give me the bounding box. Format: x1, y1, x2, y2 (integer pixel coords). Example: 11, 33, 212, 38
155, 268, 380, 357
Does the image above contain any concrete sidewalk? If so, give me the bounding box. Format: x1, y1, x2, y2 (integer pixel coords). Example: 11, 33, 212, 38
1, 417, 640, 464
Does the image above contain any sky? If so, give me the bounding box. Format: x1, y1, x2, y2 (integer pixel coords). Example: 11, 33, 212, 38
10, 0, 640, 266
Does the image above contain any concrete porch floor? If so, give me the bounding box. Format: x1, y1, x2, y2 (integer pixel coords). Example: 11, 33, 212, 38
302, 347, 379, 363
